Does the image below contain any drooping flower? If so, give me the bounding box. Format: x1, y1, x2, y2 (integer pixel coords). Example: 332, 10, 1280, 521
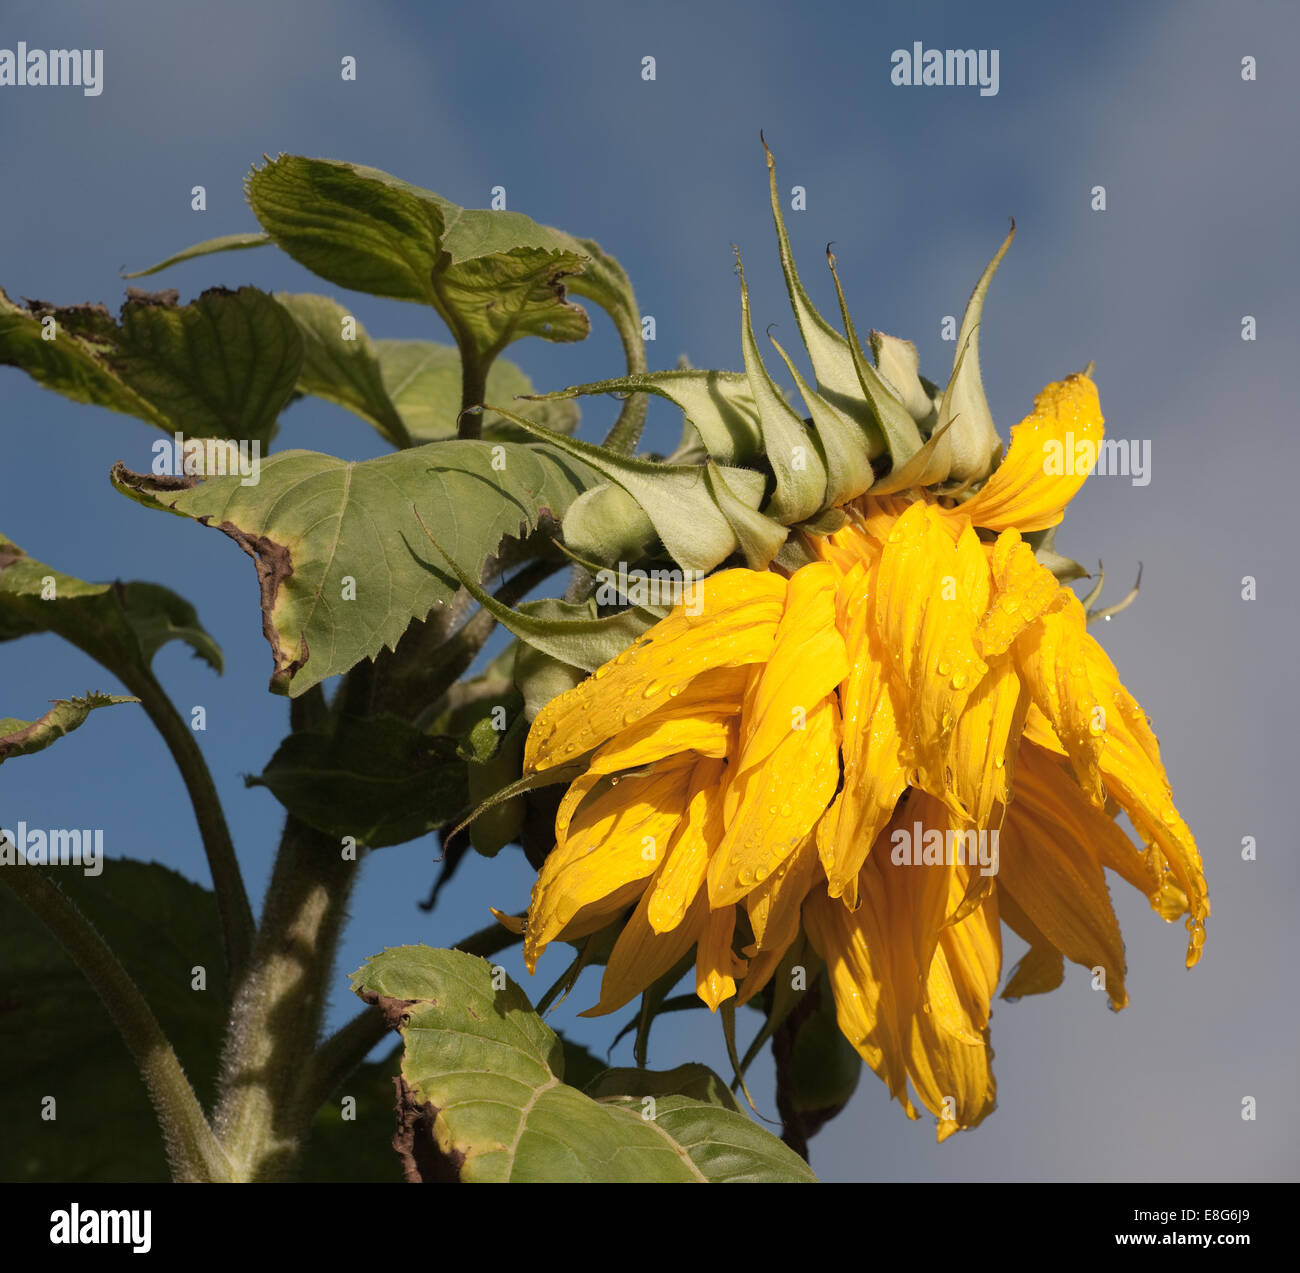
505, 371, 1208, 1141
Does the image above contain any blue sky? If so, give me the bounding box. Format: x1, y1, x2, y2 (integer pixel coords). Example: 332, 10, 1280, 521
2, 0, 1297, 1181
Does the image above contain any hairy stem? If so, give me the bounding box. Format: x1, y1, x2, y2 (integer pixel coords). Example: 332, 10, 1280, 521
211, 816, 361, 1181
1, 859, 234, 1181
117, 665, 253, 985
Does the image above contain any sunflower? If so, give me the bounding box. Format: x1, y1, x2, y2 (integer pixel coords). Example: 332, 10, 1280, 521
506, 371, 1208, 1142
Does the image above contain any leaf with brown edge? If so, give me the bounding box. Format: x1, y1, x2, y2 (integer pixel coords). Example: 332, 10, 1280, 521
351, 945, 817, 1182
0, 694, 137, 765
0, 285, 301, 446
110, 439, 600, 697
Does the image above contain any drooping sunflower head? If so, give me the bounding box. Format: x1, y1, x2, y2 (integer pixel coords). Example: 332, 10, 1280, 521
497, 150, 1208, 1142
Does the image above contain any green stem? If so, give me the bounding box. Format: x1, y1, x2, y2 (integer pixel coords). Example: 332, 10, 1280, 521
117, 666, 253, 984
0, 860, 234, 1182
211, 816, 361, 1181
458, 355, 488, 440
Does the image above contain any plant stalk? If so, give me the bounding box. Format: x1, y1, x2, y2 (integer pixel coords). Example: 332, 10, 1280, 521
119, 665, 254, 983
211, 815, 361, 1181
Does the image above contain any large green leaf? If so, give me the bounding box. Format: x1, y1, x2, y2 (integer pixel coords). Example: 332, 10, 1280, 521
247, 715, 468, 848
245, 157, 591, 373
0, 285, 301, 445
0, 694, 137, 765
111, 439, 599, 696
0, 859, 229, 1182
351, 945, 817, 1182
0, 534, 223, 677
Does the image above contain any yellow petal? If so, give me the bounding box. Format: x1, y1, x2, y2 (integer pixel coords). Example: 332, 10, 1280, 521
954, 521, 991, 619
582, 881, 708, 1017
524, 571, 785, 773
949, 657, 1028, 828
696, 905, 746, 1011
734, 561, 848, 778
947, 374, 1104, 533
744, 833, 820, 953
804, 882, 918, 1118
1013, 592, 1107, 805
874, 502, 988, 806
735, 932, 802, 1007
816, 562, 907, 905
488, 907, 526, 935
907, 933, 998, 1141
998, 888, 1066, 1000
1000, 744, 1130, 1008
1094, 726, 1208, 965
645, 754, 728, 934
976, 529, 1068, 659
878, 791, 961, 1017
708, 694, 840, 907
524, 758, 696, 971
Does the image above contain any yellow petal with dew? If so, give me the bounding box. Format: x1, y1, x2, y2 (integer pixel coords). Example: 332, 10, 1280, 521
948, 374, 1103, 533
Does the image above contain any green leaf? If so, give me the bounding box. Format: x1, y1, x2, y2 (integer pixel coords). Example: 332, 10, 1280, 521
274, 293, 412, 449
788, 979, 861, 1115
410, 545, 658, 675
463, 708, 527, 857
824, 250, 926, 474
767, 331, 874, 509
110, 439, 599, 697
274, 294, 579, 449
0, 859, 229, 1182
245, 156, 590, 375
937, 222, 1016, 481
371, 339, 579, 443
0, 285, 301, 446
529, 369, 762, 463
0, 694, 137, 765
736, 255, 827, 523
351, 945, 816, 1182
869, 330, 936, 426
703, 463, 790, 569
762, 138, 885, 453
485, 404, 780, 574
247, 716, 468, 848
560, 481, 659, 568
584, 1062, 743, 1112
1025, 526, 1090, 584
0, 534, 224, 677
123, 231, 273, 278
